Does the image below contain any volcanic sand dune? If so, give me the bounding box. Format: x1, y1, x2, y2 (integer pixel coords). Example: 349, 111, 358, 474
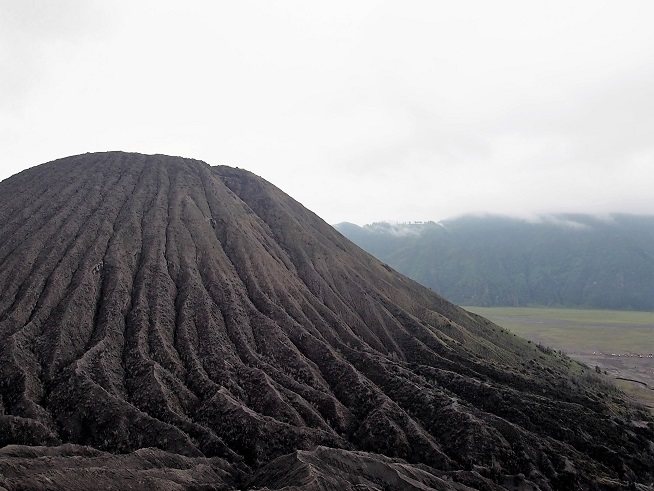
0, 152, 652, 490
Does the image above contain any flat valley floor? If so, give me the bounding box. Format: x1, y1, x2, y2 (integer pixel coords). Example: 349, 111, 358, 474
465, 307, 654, 413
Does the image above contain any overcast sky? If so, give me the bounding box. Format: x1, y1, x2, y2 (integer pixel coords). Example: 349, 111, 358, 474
1, 1, 653, 225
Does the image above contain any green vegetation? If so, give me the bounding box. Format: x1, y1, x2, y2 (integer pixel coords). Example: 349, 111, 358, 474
336, 214, 654, 311
464, 306, 654, 354
465, 306, 654, 413
616, 379, 654, 411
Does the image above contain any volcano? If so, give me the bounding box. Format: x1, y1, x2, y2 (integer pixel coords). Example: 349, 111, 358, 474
0, 152, 652, 490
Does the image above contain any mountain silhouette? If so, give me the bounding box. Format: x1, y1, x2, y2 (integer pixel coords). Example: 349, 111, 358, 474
0, 152, 652, 490
335, 216, 654, 311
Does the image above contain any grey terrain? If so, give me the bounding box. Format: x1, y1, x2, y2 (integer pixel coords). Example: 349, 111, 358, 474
0, 152, 652, 490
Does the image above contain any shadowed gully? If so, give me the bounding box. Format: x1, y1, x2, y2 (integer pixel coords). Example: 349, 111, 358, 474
0, 152, 652, 490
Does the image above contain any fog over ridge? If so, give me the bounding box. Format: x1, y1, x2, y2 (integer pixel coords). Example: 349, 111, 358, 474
1, 1, 653, 225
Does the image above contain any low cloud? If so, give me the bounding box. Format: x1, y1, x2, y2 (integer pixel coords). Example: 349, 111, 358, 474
1, 1, 653, 225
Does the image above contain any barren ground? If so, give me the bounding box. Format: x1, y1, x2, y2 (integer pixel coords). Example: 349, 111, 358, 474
1, 154, 653, 490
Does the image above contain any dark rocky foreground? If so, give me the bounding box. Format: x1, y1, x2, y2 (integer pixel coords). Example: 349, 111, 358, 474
0, 152, 652, 490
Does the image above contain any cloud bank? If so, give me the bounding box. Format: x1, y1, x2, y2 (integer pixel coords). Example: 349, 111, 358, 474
1, 0, 653, 225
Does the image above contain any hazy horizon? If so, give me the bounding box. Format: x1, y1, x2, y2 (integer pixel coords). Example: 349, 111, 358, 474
335, 210, 654, 228
2, 1, 653, 225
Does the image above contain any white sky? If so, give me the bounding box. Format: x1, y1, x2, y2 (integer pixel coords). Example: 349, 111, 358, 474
1, 0, 653, 225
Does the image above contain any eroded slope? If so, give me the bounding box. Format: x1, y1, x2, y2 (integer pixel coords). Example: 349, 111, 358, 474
0, 152, 652, 490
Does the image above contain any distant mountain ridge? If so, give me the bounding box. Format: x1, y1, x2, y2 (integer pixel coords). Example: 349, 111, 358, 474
335, 214, 654, 311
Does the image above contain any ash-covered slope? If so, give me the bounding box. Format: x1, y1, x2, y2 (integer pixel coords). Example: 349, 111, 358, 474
0, 152, 652, 490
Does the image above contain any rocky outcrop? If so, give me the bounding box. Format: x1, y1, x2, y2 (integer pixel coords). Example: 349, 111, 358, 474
0, 152, 652, 490
0, 444, 239, 490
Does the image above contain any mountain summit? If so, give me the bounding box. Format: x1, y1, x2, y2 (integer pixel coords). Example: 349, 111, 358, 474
0, 152, 652, 490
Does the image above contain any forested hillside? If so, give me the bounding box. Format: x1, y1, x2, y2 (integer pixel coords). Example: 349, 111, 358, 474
335, 214, 654, 310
